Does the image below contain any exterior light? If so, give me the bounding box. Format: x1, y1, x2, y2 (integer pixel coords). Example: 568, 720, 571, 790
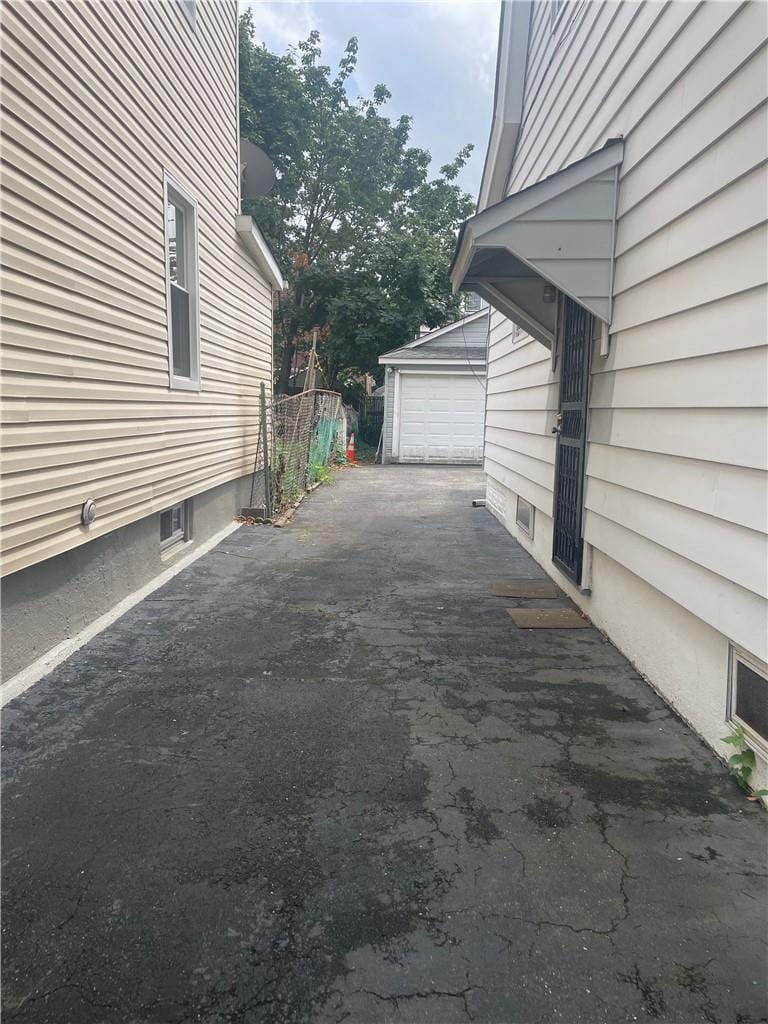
542, 283, 557, 303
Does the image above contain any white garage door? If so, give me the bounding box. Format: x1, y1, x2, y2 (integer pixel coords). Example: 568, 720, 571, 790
397, 373, 485, 463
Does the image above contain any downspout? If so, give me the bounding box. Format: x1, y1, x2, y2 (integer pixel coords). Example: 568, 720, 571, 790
601, 158, 622, 357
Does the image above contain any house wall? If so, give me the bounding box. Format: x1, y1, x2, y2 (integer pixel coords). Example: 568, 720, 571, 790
1, 0, 274, 580
484, 0, 768, 769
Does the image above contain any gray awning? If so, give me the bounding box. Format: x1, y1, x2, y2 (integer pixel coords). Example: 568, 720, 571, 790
451, 140, 623, 348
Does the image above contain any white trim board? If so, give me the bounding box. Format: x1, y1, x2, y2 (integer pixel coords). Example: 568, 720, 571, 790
1, 519, 242, 708
392, 368, 487, 376
382, 361, 486, 369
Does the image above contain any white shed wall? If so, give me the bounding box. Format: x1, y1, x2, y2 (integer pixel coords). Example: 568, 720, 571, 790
382, 369, 396, 462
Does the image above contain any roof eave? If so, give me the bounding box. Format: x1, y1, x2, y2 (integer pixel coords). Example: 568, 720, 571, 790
476, 1, 533, 213
451, 141, 625, 347
235, 215, 287, 291
379, 356, 487, 368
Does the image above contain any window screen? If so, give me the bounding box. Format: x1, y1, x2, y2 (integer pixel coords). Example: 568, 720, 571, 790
734, 659, 768, 742
160, 503, 187, 549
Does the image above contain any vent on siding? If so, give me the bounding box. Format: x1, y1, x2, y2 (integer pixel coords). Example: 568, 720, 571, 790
728, 647, 768, 756
486, 482, 506, 521
516, 496, 534, 538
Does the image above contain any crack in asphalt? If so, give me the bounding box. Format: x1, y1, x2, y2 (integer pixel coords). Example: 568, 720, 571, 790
2, 467, 766, 1024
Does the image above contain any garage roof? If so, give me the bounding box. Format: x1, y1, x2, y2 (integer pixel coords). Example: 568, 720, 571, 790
450, 140, 623, 349
379, 309, 489, 366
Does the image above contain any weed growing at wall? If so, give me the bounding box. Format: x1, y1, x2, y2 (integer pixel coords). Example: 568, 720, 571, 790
722, 725, 768, 800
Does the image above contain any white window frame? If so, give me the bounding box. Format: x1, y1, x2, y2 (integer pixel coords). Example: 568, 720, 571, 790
164, 172, 201, 391
516, 496, 534, 538
727, 644, 768, 759
160, 500, 192, 554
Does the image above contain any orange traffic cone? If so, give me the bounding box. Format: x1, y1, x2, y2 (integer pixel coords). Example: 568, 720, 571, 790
347, 432, 356, 464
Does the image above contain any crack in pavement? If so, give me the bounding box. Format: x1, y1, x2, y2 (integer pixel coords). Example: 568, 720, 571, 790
2, 467, 766, 1024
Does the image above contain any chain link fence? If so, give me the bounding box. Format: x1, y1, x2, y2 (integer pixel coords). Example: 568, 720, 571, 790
244, 388, 346, 522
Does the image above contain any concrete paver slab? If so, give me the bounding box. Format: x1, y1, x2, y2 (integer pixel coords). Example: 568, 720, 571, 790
491, 580, 560, 598
2, 466, 766, 1024
506, 607, 592, 628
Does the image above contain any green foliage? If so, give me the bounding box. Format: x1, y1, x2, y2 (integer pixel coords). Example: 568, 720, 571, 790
351, 438, 378, 464
311, 464, 334, 485
721, 725, 768, 798
333, 441, 349, 465
238, 12, 475, 390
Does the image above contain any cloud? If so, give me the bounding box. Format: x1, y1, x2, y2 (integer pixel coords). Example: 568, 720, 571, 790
244, 0, 327, 50
239, 0, 501, 196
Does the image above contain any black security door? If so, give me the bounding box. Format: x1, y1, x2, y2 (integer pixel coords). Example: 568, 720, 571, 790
552, 296, 593, 584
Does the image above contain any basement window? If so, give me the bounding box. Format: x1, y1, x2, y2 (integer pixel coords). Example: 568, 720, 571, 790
728, 645, 768, 757
516, 496, 534, 538
160, 501, 191, 553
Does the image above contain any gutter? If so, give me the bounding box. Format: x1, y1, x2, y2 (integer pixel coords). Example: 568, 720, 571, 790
235, 214, 287, 291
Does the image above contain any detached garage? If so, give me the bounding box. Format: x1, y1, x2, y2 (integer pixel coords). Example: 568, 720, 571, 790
379, 309, 488, 464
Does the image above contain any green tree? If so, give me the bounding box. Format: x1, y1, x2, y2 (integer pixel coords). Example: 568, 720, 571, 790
239, 11, 474, 392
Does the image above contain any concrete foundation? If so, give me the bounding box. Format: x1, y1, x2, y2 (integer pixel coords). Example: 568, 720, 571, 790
1, 474, 252, 683
486, 474, 768, 792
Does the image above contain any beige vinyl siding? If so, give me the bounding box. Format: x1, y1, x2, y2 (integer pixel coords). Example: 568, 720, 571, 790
484, 0, 768, 657
1, 0, 275, 577
484, 309, 557, 516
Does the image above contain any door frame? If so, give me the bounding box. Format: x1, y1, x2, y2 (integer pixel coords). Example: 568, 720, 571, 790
551, 295, 593, 585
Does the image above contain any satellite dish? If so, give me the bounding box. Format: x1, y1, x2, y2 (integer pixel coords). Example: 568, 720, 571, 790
240, 139, 276, 199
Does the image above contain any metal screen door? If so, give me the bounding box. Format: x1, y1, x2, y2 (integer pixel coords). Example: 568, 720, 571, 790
552, 296, 593, 584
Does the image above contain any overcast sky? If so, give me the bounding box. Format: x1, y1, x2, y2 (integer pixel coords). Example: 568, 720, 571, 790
240, 1, 501, 197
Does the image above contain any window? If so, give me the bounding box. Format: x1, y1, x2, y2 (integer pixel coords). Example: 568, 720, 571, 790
728, 646, 768, 756
165, 175, 200, 389
516, 496, 534, 538
160, 501, 191, 552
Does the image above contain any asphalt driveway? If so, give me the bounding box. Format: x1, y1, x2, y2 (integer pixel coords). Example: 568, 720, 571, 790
2, 466, 766, 1023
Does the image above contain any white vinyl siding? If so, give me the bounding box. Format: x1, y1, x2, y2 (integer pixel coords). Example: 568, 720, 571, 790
484, 0, 768, 660
1, 0, 275, 577
382, 371, 396, 461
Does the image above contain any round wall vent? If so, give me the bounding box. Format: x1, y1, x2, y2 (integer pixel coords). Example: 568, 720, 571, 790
81, 499, 97, 526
